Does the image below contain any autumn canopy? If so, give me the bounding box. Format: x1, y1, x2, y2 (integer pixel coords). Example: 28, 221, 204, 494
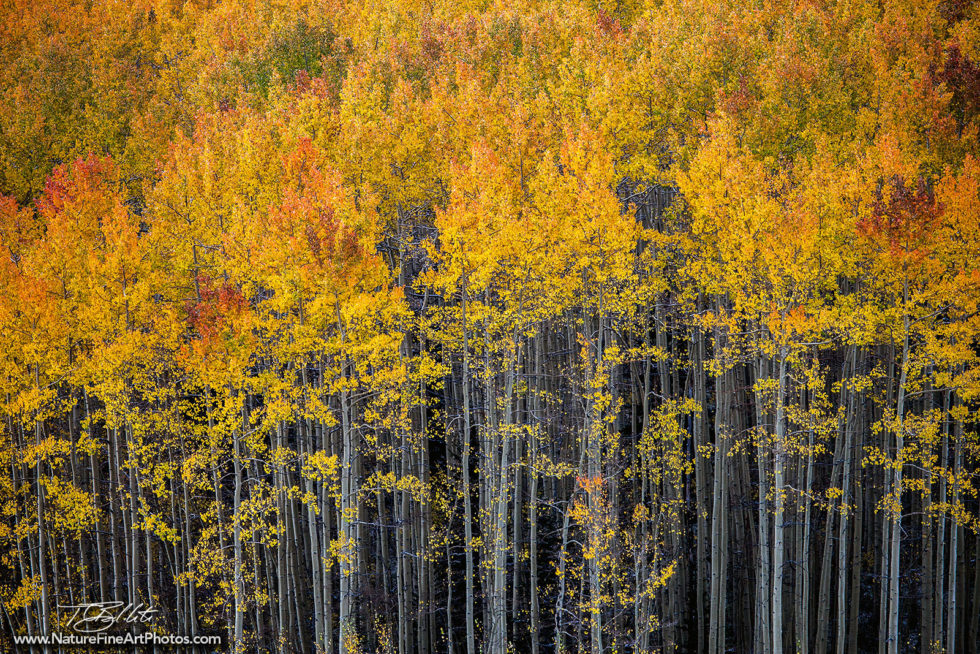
0, 0, 979, 653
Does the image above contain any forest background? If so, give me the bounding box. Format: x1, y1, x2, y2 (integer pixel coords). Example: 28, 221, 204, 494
1, 0, 980, 652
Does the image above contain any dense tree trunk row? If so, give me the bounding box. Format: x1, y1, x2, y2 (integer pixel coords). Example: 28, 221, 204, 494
2, 188, 979, 654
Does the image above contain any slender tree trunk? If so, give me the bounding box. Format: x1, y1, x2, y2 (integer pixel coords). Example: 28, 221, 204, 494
708, 311, 730, 654
460, 277, 476, 654
772, 347, 788, 654
693, 322, 709, 654
888, 304, 911, 654
946, 415, 963, 654
837, 346, 858, 654
755, 353, 772, 654
34, 368, 50, 646
233, 398, 245, 652
530, 332, 542, 654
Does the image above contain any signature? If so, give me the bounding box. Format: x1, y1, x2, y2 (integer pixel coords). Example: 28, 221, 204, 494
58, 602, 159, 633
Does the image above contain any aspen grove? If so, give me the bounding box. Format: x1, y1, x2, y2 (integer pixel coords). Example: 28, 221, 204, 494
1, 0, 980, 652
